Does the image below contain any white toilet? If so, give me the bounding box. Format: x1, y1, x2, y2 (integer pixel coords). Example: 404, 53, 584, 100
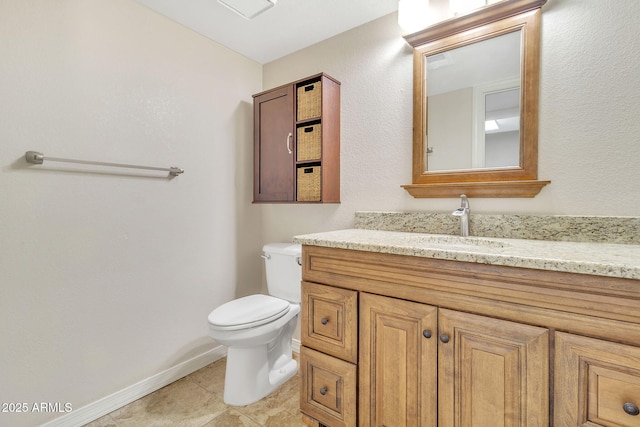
207, 243, 302, 406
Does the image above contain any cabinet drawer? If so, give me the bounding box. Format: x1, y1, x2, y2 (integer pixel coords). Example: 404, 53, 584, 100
555, 332, 640, 426
300, 346, 356, 427
302, 282, 358, 362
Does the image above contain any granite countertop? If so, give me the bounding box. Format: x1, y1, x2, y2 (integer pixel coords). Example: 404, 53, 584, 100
293, 229, 640, 280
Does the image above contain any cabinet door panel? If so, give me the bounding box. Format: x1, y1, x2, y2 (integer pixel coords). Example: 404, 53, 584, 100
555, 332, 640, 427
438, 308, 549, 427
253, 85, 294, 202
300, 347, 357, 427
302, 282, 358, 362
359, 293, 438, 427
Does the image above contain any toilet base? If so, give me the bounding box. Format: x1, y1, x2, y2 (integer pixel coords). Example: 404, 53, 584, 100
223, 343, 298, 406
221, 312, 299, 406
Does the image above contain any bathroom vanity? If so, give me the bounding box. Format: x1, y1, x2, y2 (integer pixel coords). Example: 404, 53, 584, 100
294, 228, 640, 427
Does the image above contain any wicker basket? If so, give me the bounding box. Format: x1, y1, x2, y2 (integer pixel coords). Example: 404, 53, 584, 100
296, 124, 322, 161
297, 166, 321, 202
297, 80, 322, 121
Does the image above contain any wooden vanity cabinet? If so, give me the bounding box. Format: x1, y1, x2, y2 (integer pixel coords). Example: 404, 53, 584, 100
253, 73, 340, 203
299, 245, 640, 427
360, 293, 548, 427
301, 285, 548, 427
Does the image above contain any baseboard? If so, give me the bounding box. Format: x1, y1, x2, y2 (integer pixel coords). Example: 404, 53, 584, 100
41, 346, 227, 427
42, 339, 302, 427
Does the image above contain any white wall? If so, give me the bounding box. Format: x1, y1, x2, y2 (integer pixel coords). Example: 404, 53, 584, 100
0, 1, 262, 425
262, 0, 640, 245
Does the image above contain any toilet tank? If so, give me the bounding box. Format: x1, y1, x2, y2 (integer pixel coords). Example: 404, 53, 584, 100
263, 243, 302, 303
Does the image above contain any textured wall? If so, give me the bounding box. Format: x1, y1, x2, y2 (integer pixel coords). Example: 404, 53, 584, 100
0, 1, 262, 425
262, 0, 640, 248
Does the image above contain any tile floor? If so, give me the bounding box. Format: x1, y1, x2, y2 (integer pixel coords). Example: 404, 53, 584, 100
84, 356, 305, 427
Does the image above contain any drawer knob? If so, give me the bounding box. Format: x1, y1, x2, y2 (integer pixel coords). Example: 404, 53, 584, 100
321, 317, 329, 325
422, 329, 432, 339
319, 386, 328, 395
440, 334, 450, 343
623, 402, 639, 416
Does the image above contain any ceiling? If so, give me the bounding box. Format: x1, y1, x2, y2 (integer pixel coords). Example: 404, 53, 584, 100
134, 0, 399, 64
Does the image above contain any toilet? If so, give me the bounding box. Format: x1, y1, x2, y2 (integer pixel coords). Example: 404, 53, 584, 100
207, 243, 302, 406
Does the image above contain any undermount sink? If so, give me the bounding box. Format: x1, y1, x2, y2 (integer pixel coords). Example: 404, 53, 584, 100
399, 234, 509, 249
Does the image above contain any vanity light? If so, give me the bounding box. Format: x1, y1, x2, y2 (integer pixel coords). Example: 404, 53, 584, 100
399, 0, 502, 35
218, 0, 276, 19
398, 0, 430, 34
450, 0, 504, 15
449, 0, 485, 15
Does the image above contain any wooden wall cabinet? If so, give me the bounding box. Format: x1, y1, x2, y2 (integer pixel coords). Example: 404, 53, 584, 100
299, 245, 640, 427
253, 73, 340, 203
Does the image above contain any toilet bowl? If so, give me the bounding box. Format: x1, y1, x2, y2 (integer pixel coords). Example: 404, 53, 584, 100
207, 243, 302, 406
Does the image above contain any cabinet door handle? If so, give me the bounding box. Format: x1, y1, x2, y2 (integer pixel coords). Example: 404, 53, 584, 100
286, 132, 293, 154
439, 334, 450, 343
422, 329, 432, 339
319, 386, 328, 395
321, 317, 329, 325
623, 402, 639, 416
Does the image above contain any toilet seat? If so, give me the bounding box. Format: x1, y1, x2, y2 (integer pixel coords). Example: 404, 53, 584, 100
208, 294, 290, 331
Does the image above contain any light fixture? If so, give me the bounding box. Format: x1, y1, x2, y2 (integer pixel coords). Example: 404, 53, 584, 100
449, 0, 491, 16
398, 0, 430, 34
218, 0, 277, 19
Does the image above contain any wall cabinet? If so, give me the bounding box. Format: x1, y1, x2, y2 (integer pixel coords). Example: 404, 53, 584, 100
299, 245, 640, 427
253, 73, 340, 203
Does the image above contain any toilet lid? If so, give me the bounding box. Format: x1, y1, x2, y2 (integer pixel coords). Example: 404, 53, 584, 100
208, 294, 290, 331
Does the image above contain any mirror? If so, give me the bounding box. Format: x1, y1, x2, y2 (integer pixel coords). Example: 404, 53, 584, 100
402, 0, 550, 198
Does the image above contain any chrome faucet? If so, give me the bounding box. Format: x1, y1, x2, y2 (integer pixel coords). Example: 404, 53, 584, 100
452, 194, 470, 237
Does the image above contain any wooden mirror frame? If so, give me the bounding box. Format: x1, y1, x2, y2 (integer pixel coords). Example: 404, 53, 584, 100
402, 0, 550, 198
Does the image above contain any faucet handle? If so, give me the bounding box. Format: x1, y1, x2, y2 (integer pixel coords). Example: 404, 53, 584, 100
452, 207, 466, 216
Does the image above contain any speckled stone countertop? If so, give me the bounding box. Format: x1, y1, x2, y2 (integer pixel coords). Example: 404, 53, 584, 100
293, 229, 640, 280
354, 212, 640, 244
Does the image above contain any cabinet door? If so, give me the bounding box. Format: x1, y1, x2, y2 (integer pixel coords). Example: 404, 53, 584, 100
438, 308, 549, 427
555, 332, 640, 427
253, 85, 294, 202
359, 293, 438, 427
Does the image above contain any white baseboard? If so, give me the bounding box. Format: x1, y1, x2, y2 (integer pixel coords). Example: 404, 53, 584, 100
41, 346, 227, 427
42, 339, 301, 427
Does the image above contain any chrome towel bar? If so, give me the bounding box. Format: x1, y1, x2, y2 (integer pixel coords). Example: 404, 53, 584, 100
25, 151, 184, 177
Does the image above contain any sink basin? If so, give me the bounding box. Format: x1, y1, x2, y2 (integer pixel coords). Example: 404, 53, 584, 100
399, 234, 508, 249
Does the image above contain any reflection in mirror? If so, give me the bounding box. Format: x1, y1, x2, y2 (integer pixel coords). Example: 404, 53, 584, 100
426, 30, 522, 172
483, 86, 520, 168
